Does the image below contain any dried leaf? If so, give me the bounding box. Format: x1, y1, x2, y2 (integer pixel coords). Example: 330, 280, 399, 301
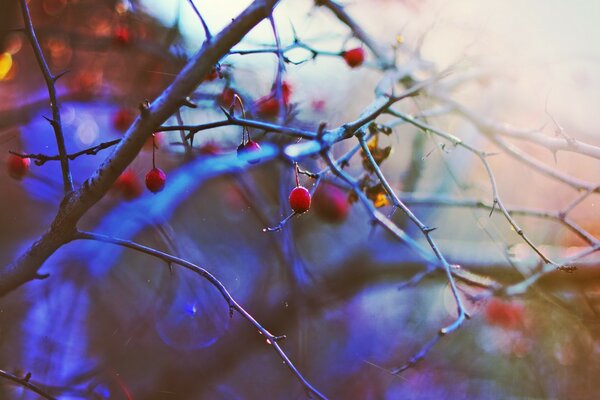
365, 183, 390, 208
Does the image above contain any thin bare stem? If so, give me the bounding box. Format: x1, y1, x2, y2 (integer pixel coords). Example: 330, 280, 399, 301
9, 139, 121, 166
187, 0, 212, 41
357, 135, 469, 333
388, 109, 569, 271
268, 15, 287, 122
315, 0, 394, 68
0, 369, 56, 400
19, 0, 73, 193
74, 230, 327, 400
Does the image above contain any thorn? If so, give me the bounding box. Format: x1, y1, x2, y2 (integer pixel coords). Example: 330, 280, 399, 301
423, 226, 437, 234
489, 200, 497, 217
34, 273, 50, 280
52, 69, 70, 82
218, 105, 233, 119
181, 97, 197, 108
289, 20, 299, 42
42, 115, 58, 127
139, 99, 151, 117
24, 372, 31, 382
483, 151, 500, 157
272, 334, 286, 342
317, 122, 327, 139
229, 305, 235, 318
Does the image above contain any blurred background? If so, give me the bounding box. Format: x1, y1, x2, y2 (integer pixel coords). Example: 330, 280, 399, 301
1, 0, 600, 399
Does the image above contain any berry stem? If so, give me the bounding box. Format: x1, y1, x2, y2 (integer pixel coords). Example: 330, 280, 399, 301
294, 163, 300, 187
234, 94, 249, 144
152, 133, 156, 169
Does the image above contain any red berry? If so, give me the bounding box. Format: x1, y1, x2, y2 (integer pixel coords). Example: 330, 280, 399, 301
145, 167, 166, 193
484, 298, 524, 330
7, 154, 30, 180
114, 26, 131, 45
343, 47, 365, 68
237, 140, 261, 164
289, 186, 311, 214
255, 81, 292, 118
113, 169, 142, 200
313, 183, 349, 223
112, 108, 135, 133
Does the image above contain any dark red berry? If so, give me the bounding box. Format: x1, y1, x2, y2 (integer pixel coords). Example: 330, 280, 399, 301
112, 108, 135, 133
289, 186, 311, 214
237, 140, 261, 164
313, 183, 349, 223
343, 47, 365, 68
114, 26, 131, 45
145, 167, 166, 193
113, 169, 142, 200
7, 154, 30, 180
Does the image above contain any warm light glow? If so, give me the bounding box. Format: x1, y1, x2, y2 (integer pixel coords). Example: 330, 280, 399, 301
0, 52, 13, 80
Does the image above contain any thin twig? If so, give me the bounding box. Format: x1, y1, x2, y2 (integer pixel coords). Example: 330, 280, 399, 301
18, 0, 73, 193
388, 109, 569, 271
357, 135, 469, 333
187, 0, 212, 41
74, 230, 327, 400
10, 139, 121, 166
0, 369, 57, 400
315, 0, 394, 68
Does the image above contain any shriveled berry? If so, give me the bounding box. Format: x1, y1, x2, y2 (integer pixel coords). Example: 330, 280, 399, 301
145, 167, 166, 193
289, 186, 311, 214
237, 140, 261, 164
7, 154, 30, 180
313, 183, 349, 223
343, 47, 365, 68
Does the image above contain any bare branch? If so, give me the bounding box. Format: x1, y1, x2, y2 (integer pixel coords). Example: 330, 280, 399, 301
0, 0, 281, 297
74, 230, 327, 400
18, 0, 73, 193
0, 369, 56, 400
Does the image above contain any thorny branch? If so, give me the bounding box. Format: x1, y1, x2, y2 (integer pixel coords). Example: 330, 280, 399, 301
74, 230, 326, 400
0, 369, 56, 400
4, 0, 600, 392
18, 0, 73, 193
